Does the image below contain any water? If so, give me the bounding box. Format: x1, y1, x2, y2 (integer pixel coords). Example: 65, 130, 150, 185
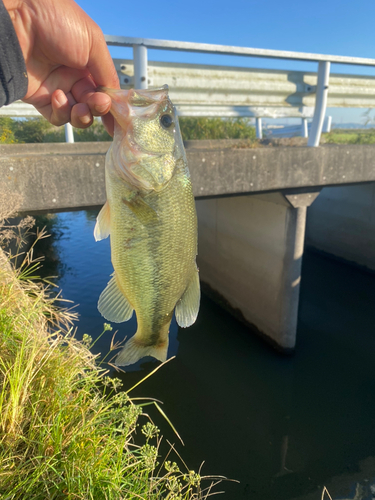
36, 210, 375, 500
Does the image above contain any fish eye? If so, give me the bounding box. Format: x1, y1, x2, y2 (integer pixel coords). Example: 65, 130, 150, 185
160, 114, 173, 129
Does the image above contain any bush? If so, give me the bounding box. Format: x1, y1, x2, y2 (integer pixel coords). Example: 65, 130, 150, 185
0, 117, 17, 144
179, 117, 256, 141
0, 117, 111, 144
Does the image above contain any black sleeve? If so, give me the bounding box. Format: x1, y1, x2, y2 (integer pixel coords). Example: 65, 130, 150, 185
0, 0, 28, 107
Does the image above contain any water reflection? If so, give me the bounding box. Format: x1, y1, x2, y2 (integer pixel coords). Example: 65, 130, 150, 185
35, 210, 375, 500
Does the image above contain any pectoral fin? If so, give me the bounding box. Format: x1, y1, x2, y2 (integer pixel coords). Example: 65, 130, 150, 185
122, 196, 159, 225
98, 274, 134, 323
175, 269, 200, 328
94, 201, 111, 241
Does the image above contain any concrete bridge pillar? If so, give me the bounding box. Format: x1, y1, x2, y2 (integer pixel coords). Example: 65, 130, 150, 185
196, 190, 319, 351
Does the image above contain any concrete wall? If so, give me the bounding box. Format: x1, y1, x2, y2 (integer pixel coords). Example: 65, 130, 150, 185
196, 193, 306, 351
305, 183, 375, 271
3, 142, 375, 213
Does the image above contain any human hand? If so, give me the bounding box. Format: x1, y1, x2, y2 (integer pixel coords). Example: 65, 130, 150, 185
4, 0, 119, 135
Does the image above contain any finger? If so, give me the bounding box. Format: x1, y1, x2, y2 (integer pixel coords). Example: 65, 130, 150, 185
86, 92, 111, 117
70, 102, 93, 129
87, 26, 120, 89
23, 67, 91, 123
50, 89, 77, 126
71, 76, 104, 107
71, 77, 112, 122
24, 67, 91, 107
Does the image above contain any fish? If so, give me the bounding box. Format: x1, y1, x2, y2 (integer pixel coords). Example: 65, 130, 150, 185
94, 85, 200, 366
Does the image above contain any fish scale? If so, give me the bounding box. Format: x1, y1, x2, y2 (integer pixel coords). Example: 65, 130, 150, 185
94, 86, 200, 366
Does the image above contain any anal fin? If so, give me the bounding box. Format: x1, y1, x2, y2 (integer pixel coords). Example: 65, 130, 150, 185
175, 268, 200, 328
98, 275, 134, 323
94, 201, 111, 241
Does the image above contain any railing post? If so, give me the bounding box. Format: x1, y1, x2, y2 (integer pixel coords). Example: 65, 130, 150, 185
255, 117, 263, 139
301, 118, 308, 138
133, 44, 148, 89
323, 115, 332, 133
65, 123, 74, 143
307, 61, 330, 147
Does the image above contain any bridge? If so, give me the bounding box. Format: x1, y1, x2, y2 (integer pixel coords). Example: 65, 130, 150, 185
1, 139, 375, 352
1, 36, 375, 352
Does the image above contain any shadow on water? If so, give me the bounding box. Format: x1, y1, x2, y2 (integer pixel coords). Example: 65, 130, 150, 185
35, 210, 375, 500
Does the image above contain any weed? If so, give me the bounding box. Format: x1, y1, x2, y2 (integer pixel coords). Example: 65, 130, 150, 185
0, 221, 223, 499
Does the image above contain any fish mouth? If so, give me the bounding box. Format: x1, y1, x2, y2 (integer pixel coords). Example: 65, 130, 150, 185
96, 85, 171, 127
100, 85, 179, 191
96, 85, 169, 102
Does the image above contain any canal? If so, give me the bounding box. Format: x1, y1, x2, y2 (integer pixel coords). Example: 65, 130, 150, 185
35, 209, 375, 500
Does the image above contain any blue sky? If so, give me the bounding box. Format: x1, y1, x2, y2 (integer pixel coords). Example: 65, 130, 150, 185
77, 0, 375, 124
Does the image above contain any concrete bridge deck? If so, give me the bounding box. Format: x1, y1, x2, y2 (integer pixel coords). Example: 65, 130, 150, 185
1, 141, 374, 353
1, 141, 375, 212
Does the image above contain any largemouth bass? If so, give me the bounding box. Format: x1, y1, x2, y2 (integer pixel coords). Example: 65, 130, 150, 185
94, 85, 200, 366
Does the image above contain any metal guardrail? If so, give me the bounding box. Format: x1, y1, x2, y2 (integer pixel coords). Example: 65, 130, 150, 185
105, 36, 375, 146
113, 59, 315, 118
2, 36, 375, 144
105, 36, 375, 67
114, 59, 375, 110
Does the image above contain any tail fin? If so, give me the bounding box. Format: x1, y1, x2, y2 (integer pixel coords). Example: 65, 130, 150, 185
115, 336, 169, 367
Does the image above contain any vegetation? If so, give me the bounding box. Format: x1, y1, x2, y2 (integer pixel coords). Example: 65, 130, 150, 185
3, 114, 375, 146
0, 116, 111, 144
6, 115, 375, 146
322, 128, 375, 144
179, 117, 256, 141
0, 217, 221, 499
0, 115, 256, 144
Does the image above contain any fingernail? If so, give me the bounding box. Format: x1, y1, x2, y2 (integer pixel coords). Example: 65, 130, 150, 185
55, 91, 67, 106
79, 115, 92, 125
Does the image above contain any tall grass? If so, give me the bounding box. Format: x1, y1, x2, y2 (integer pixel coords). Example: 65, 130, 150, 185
0, 222, 222, 499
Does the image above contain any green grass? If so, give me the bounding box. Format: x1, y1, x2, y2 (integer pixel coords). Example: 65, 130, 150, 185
322, 128, 375, 144
0, 231, 221, 499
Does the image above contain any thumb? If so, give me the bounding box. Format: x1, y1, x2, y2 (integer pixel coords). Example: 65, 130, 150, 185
88, 28, 120, 89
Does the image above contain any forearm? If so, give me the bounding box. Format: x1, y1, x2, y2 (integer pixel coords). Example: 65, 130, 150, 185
0, 0, 28, 106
